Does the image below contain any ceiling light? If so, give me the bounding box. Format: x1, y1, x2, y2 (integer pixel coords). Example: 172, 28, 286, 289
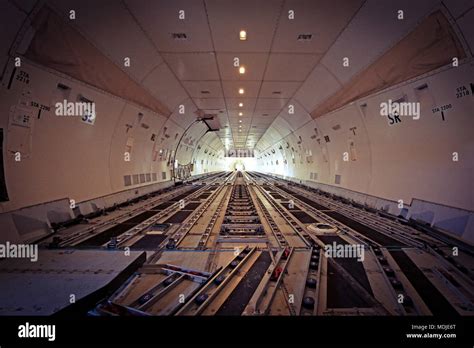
239, 30, 247, 41
239, 66, 246, 74
239, 120, 242, 123
238, 102, 243, 107
238, 88, 244, 94
239, 112, 243, 116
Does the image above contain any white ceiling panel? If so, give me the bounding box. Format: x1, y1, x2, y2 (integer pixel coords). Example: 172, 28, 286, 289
206, 0, 283, 52
222, 81, 261, 99
49, 0, 163, 82
259, 82, 301, 98
194, 98, 226, 109
443, 0, 473, 17
255, 98, 289, 110
264, 53, 321, 81
125, 0, 213, 52
252, 110, 280, 119
217, 53, 268, 80
142, 64, 189, 112
169, 99, 198, 128
225, 98, 257, 111
12, 0, 37, 12
293, 64, 341, 112
278, 100, 312, 130
271, 117, 292, 138
200, 111, 228, 127
220, 117, 231, 124
161, 52, 219, 80
227, 110, 253, 119
263, 126, 285, 142
272, 0, 365, 53
457, 11, 474, 52
183, 81, 223, 98
321, 0, 440, 84
0, 1, 26, 63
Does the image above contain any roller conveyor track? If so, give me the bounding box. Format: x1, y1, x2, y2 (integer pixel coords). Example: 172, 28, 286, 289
389, 250, 460, 316
53, 172, 229, 248
175, 246, 259, 315
299, 247, 322, 315
273, 184, 407, 248
262, 174, 473, 281
246, 171, 473, 316
77, 185, 204, 247
82, 171, 473, 317
243, 247, 294, 315
220, 173, 264, 236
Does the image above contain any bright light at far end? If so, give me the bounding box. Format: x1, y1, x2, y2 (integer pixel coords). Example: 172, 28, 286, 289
239, 102, 243, 107
239, 112, 243, 116
239, 30, 247, 41
238, 88, 244, 94
239, 66, 246, 74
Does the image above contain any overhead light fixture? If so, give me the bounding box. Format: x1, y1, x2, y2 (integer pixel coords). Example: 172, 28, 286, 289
239, 66, 246, 74
239, 30, 247, 40
239, 112, 243, 116
238, 88, 244, 94
238, 102, 243, 107
239, 120, 242, 123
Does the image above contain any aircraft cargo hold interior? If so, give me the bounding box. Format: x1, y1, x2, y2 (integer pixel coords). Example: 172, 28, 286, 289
0, 0, 473, 345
